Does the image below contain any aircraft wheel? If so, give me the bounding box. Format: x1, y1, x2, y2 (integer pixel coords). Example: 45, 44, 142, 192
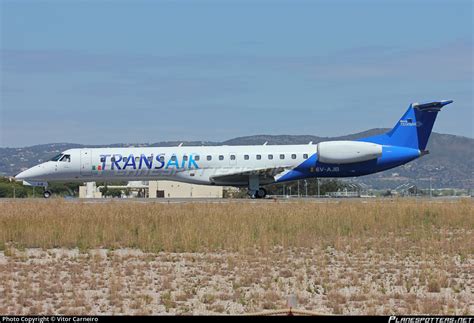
43, 190, 52, 199
256, 188, 267, 199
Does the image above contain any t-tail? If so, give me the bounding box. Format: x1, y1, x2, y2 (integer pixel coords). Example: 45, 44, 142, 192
360, 100, 453, 151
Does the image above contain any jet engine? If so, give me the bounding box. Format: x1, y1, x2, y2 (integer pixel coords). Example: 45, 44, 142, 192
317, 141, 383, 164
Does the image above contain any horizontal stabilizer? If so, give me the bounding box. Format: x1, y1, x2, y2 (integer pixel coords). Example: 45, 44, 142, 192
412, 100, 453, 111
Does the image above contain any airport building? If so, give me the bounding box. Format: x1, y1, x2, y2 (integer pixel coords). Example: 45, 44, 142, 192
78, 181, 223, 199
78, 182, 103, 199
148, 180, 222, 198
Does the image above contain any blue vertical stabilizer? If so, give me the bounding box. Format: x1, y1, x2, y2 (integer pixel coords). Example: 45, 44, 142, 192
360, 100, 453, 150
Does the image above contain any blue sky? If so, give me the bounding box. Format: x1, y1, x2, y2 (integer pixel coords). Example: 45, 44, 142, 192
0, 0, 472, 147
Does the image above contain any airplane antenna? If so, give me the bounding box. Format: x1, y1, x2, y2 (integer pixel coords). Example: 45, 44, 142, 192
308, 141, 313, 145
263, 141, 268, 146
178, 143, 183, 147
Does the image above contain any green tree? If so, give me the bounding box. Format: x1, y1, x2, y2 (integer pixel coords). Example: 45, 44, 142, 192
0, 185, 10, 197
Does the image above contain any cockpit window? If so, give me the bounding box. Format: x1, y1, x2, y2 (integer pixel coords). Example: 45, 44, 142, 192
60, 154, 71, 162
51, 154, 63, 161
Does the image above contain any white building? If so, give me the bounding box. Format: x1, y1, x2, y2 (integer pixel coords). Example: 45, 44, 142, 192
148, 180, 223, 198
78, 182, 103, 198
79, 181, 223, 198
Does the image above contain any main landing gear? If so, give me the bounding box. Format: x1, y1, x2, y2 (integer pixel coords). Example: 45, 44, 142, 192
248, 175, 267, 199
248, 187, 267, 199
254, 187, 267, 199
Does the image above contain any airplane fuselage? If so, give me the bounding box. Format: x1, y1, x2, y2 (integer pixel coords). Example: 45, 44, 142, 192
14, 100, 452, 198
16, 143, 420, 186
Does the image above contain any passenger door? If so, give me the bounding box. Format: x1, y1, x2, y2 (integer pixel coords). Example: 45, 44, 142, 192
80, 149, 92, 176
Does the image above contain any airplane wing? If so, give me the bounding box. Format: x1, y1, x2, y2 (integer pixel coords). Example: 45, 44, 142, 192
210, 166, 293, 186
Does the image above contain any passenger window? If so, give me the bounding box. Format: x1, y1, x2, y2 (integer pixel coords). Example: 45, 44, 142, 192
135, 156, 140, 162
111, 156, 116, 162
268, 154, 273, 160
207, 155, 212, 161
230, 155, 236, 160
244, 155, 249, 160
303, 154, 309, 159
171, 156, 177, 161
280, 154, 285, 160
159, 155, 165, 162
291, 154, 297, 159
219, 155, 224, 161
183, 155, 188, 161
194, 155, 200, 161
256, 155, 261, 160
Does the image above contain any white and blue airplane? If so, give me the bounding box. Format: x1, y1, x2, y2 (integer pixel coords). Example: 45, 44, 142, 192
15, 100, 452, 198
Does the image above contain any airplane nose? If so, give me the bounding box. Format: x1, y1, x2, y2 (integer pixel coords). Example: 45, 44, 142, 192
15, 164, 47, 181
15, 168, 34, 181
15, 171, 26, 180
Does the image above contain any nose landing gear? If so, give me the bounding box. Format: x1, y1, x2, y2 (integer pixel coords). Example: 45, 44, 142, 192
43, 190, 52, 199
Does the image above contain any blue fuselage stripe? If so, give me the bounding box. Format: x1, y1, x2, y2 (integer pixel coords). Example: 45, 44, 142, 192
276, 145, 420, 182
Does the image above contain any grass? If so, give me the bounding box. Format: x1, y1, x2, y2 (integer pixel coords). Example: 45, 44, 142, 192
1, 196, 473, 315
0, 199, 472, 255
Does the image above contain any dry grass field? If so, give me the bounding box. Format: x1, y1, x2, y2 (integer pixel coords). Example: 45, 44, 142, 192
0, 199, 472, 315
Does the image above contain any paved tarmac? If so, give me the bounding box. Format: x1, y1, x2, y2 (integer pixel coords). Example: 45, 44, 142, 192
0, 196, 470, 204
